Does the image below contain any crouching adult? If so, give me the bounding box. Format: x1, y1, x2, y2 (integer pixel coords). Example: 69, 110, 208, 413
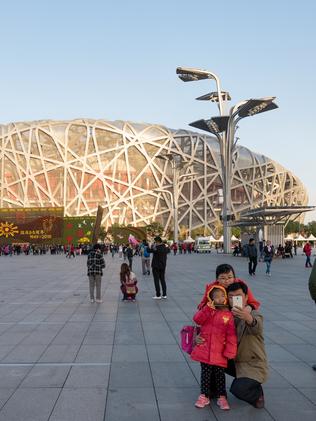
226, 281, 268, 408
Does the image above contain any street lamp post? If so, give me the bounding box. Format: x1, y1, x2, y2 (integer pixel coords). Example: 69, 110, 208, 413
177, 67, 278, 253
155, 154, 196, 243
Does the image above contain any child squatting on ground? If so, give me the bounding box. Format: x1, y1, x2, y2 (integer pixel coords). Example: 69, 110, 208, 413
191, 285, 237, 410
120, 263, 138, 301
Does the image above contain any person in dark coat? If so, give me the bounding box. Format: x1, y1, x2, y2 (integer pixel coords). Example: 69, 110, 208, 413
308, 259, 316, 370
126, 244, 134, 270
150, 236, 170, 299
263, 240, 274, 276
247, 239, 258, 276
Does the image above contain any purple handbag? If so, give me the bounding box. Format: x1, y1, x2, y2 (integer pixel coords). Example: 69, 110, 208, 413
180, 325, 200, 354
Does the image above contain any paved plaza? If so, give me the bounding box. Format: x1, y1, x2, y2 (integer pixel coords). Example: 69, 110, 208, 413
0, 250, 315, 421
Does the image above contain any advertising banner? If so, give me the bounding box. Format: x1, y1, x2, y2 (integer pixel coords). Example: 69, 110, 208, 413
108, 226, 147, 244
0, 207, 64, 244
63, 216, 96, 245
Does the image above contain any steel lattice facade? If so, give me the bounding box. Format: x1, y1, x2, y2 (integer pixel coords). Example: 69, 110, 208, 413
0, 119, 308, 233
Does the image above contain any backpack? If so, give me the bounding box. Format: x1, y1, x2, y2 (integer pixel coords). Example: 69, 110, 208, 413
143, 246, 150, 258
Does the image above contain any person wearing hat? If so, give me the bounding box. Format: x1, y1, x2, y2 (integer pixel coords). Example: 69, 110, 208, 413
150, 236, 170, 299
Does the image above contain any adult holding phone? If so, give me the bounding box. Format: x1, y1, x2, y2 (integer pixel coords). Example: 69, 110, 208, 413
227, 282, 268, 408
196, 281, 268, 409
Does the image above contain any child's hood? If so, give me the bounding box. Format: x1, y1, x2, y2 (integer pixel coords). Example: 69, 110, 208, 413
207, 285, 228, 305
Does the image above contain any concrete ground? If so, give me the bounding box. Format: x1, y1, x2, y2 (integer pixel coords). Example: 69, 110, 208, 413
0, 250, 315, 421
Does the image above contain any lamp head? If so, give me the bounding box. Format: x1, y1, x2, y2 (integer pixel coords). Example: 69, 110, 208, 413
196, 91, 231, 102
176, 67, 212, 82
189, 116, 229, 135
237, 97, 278, 118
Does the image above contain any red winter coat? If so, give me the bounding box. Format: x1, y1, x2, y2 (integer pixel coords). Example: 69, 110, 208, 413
303, 243, 312, 257
190, 306, 237, 367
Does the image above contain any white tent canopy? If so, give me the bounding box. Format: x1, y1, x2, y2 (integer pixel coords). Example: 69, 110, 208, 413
307, 234, 316, 241
295, 234, 307, 242
183, 237, 195, 243
231, 235, 240, 241
193, 236, 216, 242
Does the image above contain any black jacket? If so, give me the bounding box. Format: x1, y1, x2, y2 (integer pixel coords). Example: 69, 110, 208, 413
126, 248, 134, 259
247, 244, 258, 258
263, 245, 274, 261
150, 243, 170, 270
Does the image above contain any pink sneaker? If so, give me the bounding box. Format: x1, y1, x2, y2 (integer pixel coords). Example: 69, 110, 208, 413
195, 394, 210, 408
217, 396, 230, 410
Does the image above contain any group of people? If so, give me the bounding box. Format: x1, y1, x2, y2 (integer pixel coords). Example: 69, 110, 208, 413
245, 238, 315, 276
170, 242, 194, 255
0, 243, 95, 256
87, 236, 170, 303
86, 238, 269, 412
246, 238, 275, 276
190, 263, 267, 410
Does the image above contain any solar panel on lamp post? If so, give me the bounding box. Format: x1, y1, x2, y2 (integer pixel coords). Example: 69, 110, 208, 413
176, 67, 227, 115
184, 77, 278, 253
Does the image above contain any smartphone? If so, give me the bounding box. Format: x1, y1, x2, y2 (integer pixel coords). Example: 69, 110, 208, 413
232, 295, 243, 308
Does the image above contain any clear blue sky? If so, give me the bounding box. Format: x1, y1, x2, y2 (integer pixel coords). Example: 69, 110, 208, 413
1, 0, 315, 221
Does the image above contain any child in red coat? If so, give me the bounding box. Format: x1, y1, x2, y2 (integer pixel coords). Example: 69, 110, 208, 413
191, 285, 237, 410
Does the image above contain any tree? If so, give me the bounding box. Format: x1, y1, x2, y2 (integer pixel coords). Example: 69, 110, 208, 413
179, 225, 188, 240
231, 227, 241, 238
191, 227, 204, 239
306, 221, 316, 236
213, 220, 223, 238
285, 221, 300, 235
145, 222, 164, 238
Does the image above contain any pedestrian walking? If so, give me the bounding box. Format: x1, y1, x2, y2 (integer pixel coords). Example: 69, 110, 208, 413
263, 240, 274, 276
118, 244, 123, 258
67, 244, 75, 258
126, 243, 134, 270
87, 244, 106, 303
247, 239, 258, 276
171, 242, 178, 256
150, 236, 170, 299
140, 239, 151, 275
111, 244, 115, 258
303, 241, 313, 267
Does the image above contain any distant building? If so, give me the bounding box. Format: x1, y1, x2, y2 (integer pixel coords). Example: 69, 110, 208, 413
0, 119, 308, 234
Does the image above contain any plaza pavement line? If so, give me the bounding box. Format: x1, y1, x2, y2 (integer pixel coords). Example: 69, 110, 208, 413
0, 362, 111, 367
